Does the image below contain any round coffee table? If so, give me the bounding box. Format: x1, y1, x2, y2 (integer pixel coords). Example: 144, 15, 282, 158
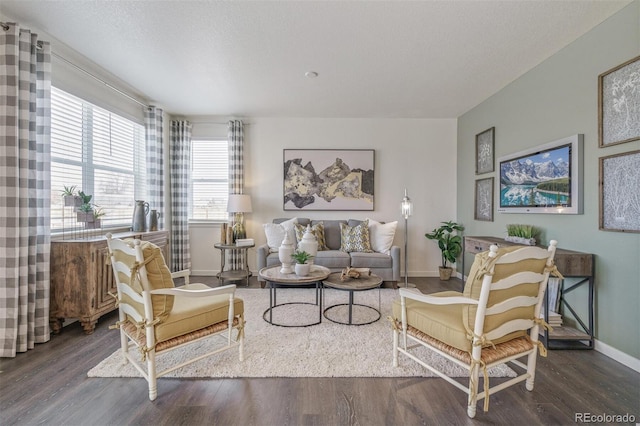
322, 272, 383, 325
259, 265, 331, 327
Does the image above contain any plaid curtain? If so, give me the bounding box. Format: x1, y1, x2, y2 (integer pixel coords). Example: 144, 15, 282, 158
228, 120, 244, 270
170, 120, 191, 271
0, 23, 52, 357
145, 106, 164, 229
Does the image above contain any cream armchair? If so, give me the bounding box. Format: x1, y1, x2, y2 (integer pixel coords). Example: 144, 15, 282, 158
106, 234, 245, 401
392, 241, 560, 418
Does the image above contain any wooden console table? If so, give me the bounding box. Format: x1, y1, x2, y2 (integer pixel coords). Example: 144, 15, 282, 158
50, 230, 169, 334
462, 236, 595, 349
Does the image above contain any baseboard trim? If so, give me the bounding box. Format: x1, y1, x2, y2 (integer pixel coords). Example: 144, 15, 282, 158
594, 339, 640, 373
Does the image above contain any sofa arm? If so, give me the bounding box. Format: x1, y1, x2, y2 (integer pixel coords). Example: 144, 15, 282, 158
390, 245, 401, 282
256, 244, 270, 280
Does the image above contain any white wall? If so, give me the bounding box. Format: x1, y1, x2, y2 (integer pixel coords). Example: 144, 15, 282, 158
187, 117, 458, 277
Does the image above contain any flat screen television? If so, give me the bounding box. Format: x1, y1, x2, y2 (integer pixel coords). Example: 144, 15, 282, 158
497, 134, 583, 214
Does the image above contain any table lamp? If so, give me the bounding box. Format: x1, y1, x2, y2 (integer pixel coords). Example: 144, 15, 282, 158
227, 194, 252, 241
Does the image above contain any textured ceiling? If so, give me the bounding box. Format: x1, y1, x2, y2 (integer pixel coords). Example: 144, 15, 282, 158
0, 0, 632, 118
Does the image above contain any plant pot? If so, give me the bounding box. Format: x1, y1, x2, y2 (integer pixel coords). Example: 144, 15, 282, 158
295, 263, 311, 277
77, 211, 95, 222
505, 236, 536, 246
63, 195, 81, 207
438, 266, 453, 281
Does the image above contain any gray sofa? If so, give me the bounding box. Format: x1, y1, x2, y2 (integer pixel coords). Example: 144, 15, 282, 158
257, 218, 400, 287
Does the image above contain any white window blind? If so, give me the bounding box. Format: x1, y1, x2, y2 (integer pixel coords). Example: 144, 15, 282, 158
50, 87, 146, 231
190, 139, 228, 221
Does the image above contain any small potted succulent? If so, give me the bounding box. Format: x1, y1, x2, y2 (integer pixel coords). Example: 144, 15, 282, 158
87, 206, 106, 229
291, 250, 313, 276
61, 185, 80, 207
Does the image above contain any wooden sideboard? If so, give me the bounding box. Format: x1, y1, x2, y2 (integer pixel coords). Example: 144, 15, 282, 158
462, 236, 595, 349
50, 230, 169, 334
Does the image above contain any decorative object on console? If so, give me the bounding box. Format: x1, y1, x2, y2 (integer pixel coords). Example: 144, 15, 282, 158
505, 224, 538, 245
475, 127, 495, 175
297, 225, 319, 264
599, 150, 640, 233
227, 194, 252, 241
401, 189, 415, 288
474, 177, 494, 222
132, 199, 149, 231
283, 149, 374, 211
278, 232, 295, 274
424, 221, 464, 281
291, 250, 313, 276
598, 55, 640, 147
497, 134, 583, 215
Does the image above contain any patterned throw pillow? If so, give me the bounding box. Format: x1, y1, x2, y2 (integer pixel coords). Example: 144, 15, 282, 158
294, 222, 328, 251
339, 219, 373, 253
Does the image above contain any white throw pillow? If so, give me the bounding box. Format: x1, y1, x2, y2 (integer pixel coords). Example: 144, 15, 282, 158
367, 218, 397, 255
263, 218, 298, 253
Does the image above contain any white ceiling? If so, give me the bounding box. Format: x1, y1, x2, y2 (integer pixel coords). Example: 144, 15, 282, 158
1, 0, 632, 118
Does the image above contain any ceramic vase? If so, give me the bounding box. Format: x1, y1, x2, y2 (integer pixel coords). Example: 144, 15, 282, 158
279, 232, 294, 274
297, 224, 318, 265
295, 263, 310, 277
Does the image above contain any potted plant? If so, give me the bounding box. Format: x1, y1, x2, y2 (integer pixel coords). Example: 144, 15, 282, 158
425, 221, 464, 281
505, 224, 538, 246
61, 185, 80, 207
87, 206, 106, 229
291, 250, 313, 276
76, 202, 95, 222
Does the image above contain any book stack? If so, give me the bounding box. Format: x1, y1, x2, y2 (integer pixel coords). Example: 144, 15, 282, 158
546, 310, 563, 327
235, 238, 254, 247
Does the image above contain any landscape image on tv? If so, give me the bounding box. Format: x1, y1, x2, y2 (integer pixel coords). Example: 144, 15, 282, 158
500, 144, 572, 208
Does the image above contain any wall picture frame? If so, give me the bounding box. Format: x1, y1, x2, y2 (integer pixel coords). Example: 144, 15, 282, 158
598, 55, 640, 148
475, 127, 495, 175
474, 177, 494, 222
599, 150, 640, 233
283, 149, 375, 211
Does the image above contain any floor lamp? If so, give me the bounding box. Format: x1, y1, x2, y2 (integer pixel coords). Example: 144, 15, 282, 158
401, 189, 415, 288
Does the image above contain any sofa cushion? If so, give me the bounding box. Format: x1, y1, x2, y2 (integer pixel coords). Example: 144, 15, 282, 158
340, 219, 373, 253
314, 250, 351, 268
294, 222, 329, 251
350, 251, 393, 268
313, 219, 346, 250
263, 217, 298, 252
367, 218, 398, 255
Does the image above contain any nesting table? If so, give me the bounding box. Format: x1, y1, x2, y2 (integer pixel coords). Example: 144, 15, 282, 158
322, 272, 383, 325
259, 265, 331, 327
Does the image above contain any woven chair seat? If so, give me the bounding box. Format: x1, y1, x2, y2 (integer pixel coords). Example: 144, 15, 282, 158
406, 325, 534, 365
122, 317, 240, 353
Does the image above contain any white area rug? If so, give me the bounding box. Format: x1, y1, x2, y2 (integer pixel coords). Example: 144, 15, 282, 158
88, 288, 516, 379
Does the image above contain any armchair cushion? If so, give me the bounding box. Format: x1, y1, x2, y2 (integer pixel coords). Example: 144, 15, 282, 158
393, 291, 471, 352
154, 283, 244, 343
463, 246, 548, 344
114, 240, 174, 322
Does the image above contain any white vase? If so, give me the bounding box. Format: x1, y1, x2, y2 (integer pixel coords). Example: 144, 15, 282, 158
298, 224, 318, 265
279, 233, 295, 274
295, 263, 310, 277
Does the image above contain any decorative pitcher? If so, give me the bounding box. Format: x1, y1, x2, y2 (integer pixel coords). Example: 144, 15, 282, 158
148, 209, 161, 231
132, 200, 149, 232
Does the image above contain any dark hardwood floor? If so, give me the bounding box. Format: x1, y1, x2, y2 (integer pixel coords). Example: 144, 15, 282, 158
1, 277, 638, 426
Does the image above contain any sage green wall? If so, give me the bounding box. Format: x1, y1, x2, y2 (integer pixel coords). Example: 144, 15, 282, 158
457, 1, 640, 359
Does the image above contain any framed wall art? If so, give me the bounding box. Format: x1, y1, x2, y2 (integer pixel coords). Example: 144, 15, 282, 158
599, 150, 640, 233
475, 127, 495, 174
474, 177, 494, 222
598, 55, 640, 147
283, 149, 374, 211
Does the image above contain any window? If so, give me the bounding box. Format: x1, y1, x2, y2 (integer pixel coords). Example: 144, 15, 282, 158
50, 87, 146, 231
190, 139, 228, 221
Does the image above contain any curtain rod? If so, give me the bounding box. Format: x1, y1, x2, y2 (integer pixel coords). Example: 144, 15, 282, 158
2, 20, 149, 109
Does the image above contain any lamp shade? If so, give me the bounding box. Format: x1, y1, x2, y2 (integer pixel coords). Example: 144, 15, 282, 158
227, 194, 252, 213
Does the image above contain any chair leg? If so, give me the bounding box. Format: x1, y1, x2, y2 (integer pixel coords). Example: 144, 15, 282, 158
147, 350, 158, 401
467, 364, 479, 418
392, 329, 399, 367
120, 330, 129, 365
239, 316, 245, 362
526, 350, 537, 391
